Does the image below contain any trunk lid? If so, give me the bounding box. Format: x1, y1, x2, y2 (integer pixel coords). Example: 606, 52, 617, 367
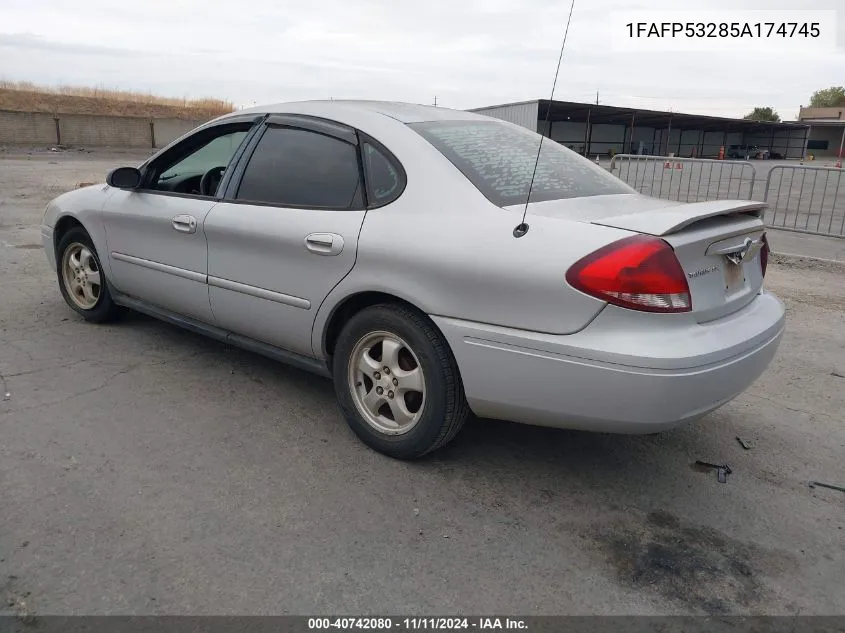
511, 194, 768, 322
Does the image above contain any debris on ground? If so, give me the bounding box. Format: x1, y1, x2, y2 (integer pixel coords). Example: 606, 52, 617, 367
694, 460, 732, 484
809, 481, 845, 494
831, 372, 844, 379
736, 436, 752, 450
7, 592, 35, 624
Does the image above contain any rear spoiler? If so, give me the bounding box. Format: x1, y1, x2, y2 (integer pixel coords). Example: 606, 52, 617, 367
591, 200, 766, 236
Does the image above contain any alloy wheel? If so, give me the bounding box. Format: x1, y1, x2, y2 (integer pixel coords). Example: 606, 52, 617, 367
61, 242, 101, 310
347, 331, 426, 435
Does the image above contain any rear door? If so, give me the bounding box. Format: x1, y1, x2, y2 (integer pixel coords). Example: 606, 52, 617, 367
203, 116, 368, 357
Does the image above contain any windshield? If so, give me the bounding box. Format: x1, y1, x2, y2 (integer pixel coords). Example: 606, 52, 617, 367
410, 120, 633, 207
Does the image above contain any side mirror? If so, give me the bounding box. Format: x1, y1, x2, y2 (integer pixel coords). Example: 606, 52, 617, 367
106, 167, 142, 189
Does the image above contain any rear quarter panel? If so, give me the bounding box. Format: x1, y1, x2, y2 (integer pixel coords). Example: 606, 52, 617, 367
311, 127, 635, 357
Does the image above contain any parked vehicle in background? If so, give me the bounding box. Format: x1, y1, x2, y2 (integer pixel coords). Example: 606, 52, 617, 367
41, 101, 785, 459
728, 144, 769, 159
728, 144, 771, 159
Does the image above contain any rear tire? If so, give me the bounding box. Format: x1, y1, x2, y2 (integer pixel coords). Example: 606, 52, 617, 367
56, 226, 122, 323
332, 304, 469, 459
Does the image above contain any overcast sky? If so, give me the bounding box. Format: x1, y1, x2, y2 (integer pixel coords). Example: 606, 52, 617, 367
1, 0, 843, 119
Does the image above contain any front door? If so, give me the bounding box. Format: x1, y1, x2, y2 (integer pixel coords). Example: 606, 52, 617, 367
103, 121, 255, 322
204, 118, 367, 357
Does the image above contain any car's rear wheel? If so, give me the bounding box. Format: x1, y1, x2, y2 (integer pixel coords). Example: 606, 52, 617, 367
333, 304, 469, 459
56, 226, 122, 323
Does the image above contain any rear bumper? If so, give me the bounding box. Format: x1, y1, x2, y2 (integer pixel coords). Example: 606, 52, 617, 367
432, 291, 785, 433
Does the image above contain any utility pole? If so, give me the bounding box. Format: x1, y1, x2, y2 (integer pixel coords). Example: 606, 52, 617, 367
596, 90, 599, 105
433, 96, 438, 107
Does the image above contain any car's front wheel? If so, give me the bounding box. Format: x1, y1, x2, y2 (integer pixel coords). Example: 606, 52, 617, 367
56, 226, 122, 323
333, 304, 469, 459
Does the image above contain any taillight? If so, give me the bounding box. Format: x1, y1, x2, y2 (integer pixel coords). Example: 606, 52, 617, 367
566, 235, 691, 313
760, 233, 769, 278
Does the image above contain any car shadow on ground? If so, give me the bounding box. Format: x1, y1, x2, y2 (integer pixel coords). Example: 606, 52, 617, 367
116, 308, 726, 478
116, 308, 740, 532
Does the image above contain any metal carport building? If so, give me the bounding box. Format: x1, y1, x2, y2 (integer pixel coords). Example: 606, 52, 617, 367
469, 99, 810, 160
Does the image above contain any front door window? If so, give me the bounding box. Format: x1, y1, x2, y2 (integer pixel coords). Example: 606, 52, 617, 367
144, 125, 251, 197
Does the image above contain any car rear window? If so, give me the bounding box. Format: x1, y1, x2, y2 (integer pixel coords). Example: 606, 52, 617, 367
410, 120, 632, 207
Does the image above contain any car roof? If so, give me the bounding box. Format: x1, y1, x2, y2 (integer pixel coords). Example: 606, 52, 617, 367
225, 100, 489, 124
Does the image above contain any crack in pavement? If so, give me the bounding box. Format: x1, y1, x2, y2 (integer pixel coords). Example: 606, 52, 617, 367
743, 390, 840, 420
0, 351, 206, 416
0, 359, 91, 379
0, 340, 35, 363
0, 370, 8, 402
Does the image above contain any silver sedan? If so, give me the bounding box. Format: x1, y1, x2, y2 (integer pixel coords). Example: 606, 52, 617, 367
41, 101, 785, 458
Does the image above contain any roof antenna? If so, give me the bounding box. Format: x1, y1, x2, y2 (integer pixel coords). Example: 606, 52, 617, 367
514, 0, 577, 239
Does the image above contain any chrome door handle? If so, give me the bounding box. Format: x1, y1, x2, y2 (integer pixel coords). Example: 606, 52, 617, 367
172, 215, 197, 234
304, 233, 344, 256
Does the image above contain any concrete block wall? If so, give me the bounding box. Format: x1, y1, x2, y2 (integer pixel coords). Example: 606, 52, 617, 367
59, 114, 151, 147
153, 118, 204, 148
0, 110, 57, 144
0, 109, 208, 148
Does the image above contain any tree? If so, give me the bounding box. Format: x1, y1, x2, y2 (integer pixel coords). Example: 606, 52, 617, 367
809, 86, 845, 108
743, 107, 781, 122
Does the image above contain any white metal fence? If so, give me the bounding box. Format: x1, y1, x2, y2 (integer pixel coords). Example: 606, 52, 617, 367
608, 155, 845, 238
609, 154, 757, 203
762, 165, 845, 237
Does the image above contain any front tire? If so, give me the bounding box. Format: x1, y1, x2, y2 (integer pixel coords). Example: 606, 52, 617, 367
333, 304, 469, 459
56, 226, 122, 323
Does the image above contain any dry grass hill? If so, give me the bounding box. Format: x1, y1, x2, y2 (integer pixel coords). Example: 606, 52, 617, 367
0, 81, 235, 119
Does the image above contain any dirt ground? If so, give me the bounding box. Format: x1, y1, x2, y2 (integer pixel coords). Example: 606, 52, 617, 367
0, 148, 843, 617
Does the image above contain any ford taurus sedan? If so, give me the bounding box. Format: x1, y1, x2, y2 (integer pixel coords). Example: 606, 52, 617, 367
41, 101, 785, 458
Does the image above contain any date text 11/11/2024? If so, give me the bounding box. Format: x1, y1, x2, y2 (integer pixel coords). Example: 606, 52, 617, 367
307, 618, 528, 630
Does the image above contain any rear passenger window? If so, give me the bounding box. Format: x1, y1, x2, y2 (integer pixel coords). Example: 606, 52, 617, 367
236, 126, 363, 209
363, 142, 405, 206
